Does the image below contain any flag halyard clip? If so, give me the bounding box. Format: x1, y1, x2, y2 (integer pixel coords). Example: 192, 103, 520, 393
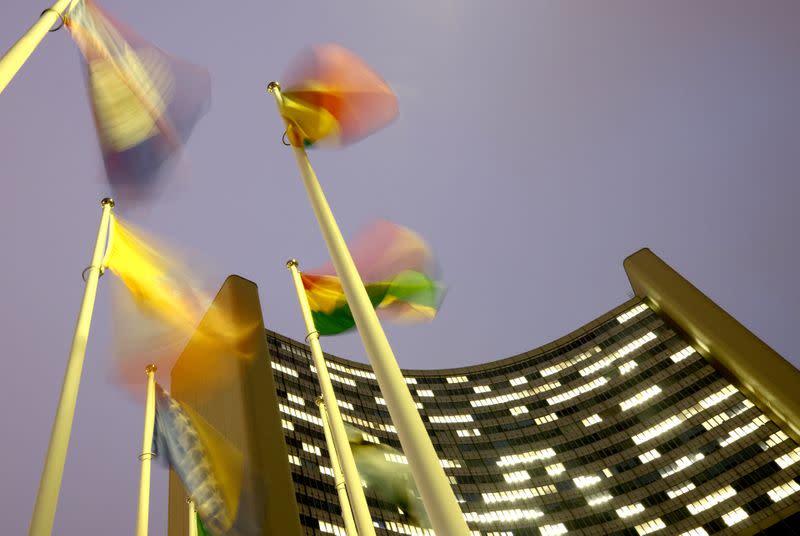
81, 265, 105, 282
304, 329, 319, 343
138, 451, 156, 461
40, 8, 65, 32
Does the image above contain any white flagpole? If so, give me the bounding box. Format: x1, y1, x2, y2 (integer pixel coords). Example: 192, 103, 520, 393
0, 0, 77, 95
29, 197, 114, 536
187, 499, 198, 536
269, 84, 470, 536
317, 397, 358, 536
135, 364, 157, 536
287, 260, 374, 536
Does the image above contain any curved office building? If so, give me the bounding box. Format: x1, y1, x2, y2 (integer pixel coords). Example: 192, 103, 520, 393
168, 250, 800, 535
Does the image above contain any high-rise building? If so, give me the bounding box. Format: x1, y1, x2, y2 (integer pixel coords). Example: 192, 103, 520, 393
168, 249, 800, 535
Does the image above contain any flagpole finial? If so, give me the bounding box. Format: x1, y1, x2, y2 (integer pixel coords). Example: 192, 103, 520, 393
266, 81, 281, 93
101, 197, 115, 208
145, 364, 157, 374
286, 258, 299, 269
315, 396, 324, 407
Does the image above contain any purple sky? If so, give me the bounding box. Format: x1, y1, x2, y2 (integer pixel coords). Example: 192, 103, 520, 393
1, 1, 798, 534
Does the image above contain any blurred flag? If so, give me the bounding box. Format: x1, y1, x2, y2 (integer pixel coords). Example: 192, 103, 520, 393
104, 215, 243, 387
66, 0, 211, 203
344, 423, 429, 527
153, 384, 244, 534
303, 220, 445, 335
280, 43, 398, 148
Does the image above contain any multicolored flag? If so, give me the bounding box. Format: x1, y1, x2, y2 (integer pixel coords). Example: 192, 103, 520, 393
345, 423, 430, 528
303, 220, 445, 335
153, 384, 245, 534
103, 215, 243, 387
279, 43, 398, 148
66, 0, 211, 203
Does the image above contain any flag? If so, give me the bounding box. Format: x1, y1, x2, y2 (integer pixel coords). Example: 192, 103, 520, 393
344, 423, 429, 527
279, 43, 398, 148
302, 220, 445, 335
66, 0, 211, 203
153, 384, 245, 535
104, 215, 246, 387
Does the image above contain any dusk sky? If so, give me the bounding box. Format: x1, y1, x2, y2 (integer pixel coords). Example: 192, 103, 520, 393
1, 1, 798, 534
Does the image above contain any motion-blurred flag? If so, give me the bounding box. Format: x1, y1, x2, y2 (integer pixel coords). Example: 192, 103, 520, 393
345, 423, 429, 527
153, 384, 244, 534
66, 0, 211, 202
303, 220, 445, 335
104, 215, 240, 386
280, 43, 398, 147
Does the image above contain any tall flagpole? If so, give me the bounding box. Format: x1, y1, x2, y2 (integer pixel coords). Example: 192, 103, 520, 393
316, 397, 358, 536
29, 197, 114, 536
187, 499, 198, 536
270, 84, 470, 536
0, 0, 76, 95
135, 364, 157, 536
286, 260, 375, 536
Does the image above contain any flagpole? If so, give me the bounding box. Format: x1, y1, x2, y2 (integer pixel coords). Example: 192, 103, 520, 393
29, 197, 114, 536
135, 364, 157, 536
0, 0, 76, 95
316, 397, 358, 536
269, 84, 470, 536
187, 499, 198, 536
286, 259, 375, 536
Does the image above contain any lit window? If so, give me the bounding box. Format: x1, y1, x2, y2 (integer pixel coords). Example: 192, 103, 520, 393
582, 414, 602, 427
666, 482, 695, 498
540, 347, 600, 376
768, 480, 800, 502
384, 452, 408, 464
635, 518, 666, 535
384, 521, 434, 535
775, 447, 800, 468
474, 385, 491, 393
579, 332, 656, 376
270, 361, 298, 377
281, 419, 294, 431
462, 509, 543, 523
510, 376, 528, 386
279, 404, 323, 427
319, 465, 334, 478
686, 486, 736, 514
632, 415, 683, 445
620, 385, 662, 411
699, 385, 737, 408
546, 463, 565, 476
404, 377, 417, 384
497, 448, 556, 467
319, 521, 347, 536
375, 397, 386, 405
446, 376, 469, 384
482, 485, 556, 504
678, 529, 709, 536
617, 303, 648, 323
417, 389, 435, 397
439, 459, 462, 469
287, 393, 305, 406
547, 377, 609, 405
616, 503, 645, 518
337, 400, 354, 411
534, 413, 558, 425
722, 507, 748, 526
471, 382, 560, 408
669, 346, 696, 363
302, 442, 321, 456
510, 406, 529, 416
603, 468, 613, 478
456, 428, 481, 437
619, 360, 638, 375
288, 454, 302, 466
718, 415, 768, 447
573, 475, 601, 488
540, 523, 567, 536
639, 449, 661, 463
587, 493, 613, 506
429, 414, 474, 424
762, 430, 789, 450
503, 470, 530, 483
659, 453, 704, 477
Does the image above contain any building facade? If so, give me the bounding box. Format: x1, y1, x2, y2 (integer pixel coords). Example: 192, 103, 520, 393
171, 250, 800, 535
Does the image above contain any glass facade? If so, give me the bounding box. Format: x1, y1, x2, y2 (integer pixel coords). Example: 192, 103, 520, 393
267, 300, 800, 536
